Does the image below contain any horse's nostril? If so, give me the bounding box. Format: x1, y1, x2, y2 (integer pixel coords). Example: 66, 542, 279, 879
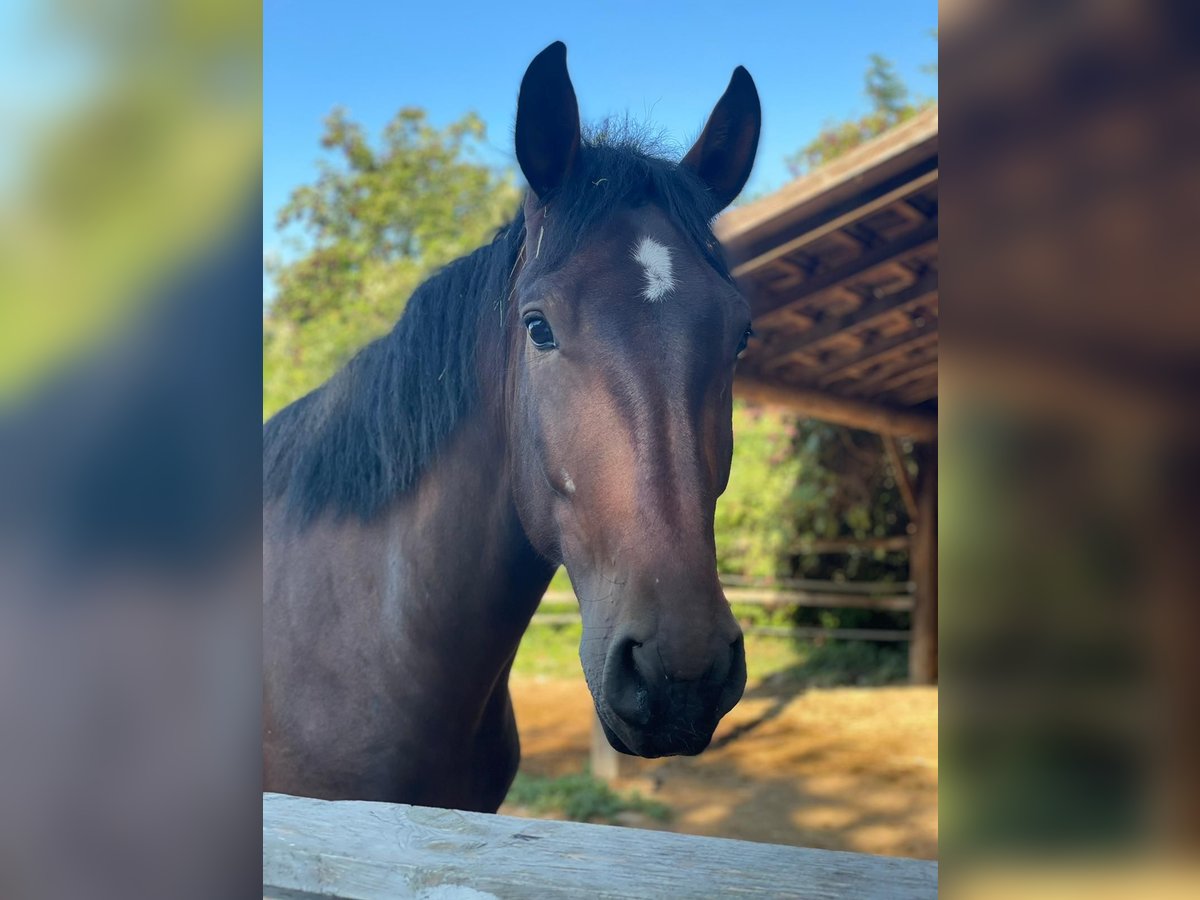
603, 635, 652, 727
717, 635, 748, 717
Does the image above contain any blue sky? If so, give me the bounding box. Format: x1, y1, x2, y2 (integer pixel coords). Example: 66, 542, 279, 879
265, 1, 937, 294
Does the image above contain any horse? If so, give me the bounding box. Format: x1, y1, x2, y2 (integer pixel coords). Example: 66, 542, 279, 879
263, 41, 761, 812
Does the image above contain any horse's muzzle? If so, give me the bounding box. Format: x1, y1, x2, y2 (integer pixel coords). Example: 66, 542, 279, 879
597, 631, 746, 757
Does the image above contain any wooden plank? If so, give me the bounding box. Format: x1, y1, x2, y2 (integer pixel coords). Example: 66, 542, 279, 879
540, 578, 913, 609
720, 577, 912, 595
866, 361, 940, 399
730, 170, 936, 282
892, 378, 939, 407
729, 591, 913, 611
528, 617, 912, 642
533, 592, 914, 622
747, 626, 913, 642
882, 436, 919, 524
908, 442, 938, 684
750, 220, 937, 328
263, 792, 938, 899
789, 535, 911, 554
757, 270, 938, 370
817, 325, 939, 388
734, 376, 937, 441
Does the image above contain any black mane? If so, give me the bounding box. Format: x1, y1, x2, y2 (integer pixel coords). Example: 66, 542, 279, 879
263, 129, 732, 524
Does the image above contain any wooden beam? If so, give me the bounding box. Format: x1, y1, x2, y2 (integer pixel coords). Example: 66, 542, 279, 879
817, 323, 939, 387
735, 376, 937, 441
883, 436, 919, 523
893, 378, 939, 407
728, 592, 914, 611
727, 169, 939, 279
264, 792, 940, 899
757, 269, 938, 369
788, 534, 911, 554
751, 219, 938, 327
908, 441, 938, 684
534, 596, 914, 627
719, 575, 914, 595
747, 626, 914, 642
867, 361, 940, 398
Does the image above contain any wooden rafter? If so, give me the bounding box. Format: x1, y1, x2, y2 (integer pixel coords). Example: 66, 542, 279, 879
751, 219, 938, 327
867, 361, 939, 397
757, 269, 938, 370
817, 322, 939, 387
735, 376, 937, 441
882, 436, 919, 523
728, 167, 938, 279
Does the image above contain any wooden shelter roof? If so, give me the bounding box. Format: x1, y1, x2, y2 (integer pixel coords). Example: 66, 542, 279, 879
719, 106, 938, 440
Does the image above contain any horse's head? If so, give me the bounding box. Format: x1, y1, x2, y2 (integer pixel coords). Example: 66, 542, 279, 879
505, 43, 760, 757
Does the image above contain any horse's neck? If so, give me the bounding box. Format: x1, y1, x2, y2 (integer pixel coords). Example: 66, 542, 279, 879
381, 407, 552, 692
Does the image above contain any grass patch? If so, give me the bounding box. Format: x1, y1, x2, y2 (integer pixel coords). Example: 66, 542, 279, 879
512, 620, 583, 679
506, 770, 671, 824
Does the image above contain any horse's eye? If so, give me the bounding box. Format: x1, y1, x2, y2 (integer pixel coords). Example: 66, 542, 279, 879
524, 315, 556, 350
736, 325, 754, 359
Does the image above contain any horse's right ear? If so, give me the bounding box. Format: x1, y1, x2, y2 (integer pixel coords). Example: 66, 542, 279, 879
516, 41, 581, 201
682, 66, 761, 213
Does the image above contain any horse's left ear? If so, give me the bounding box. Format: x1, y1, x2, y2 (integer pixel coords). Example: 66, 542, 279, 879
682, 67, 761, 213
516, 41, 581, 201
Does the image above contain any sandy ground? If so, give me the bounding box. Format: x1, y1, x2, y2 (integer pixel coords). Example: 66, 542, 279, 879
501, 675, 938, 859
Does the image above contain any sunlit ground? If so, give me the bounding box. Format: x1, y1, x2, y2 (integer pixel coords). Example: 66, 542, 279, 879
505, 628, 938, 858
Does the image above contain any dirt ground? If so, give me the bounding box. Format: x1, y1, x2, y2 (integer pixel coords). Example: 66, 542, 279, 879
501, 675, 938, 859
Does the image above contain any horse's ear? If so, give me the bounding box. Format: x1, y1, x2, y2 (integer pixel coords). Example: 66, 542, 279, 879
681, 66, 761, 212
516, 41, 581, 201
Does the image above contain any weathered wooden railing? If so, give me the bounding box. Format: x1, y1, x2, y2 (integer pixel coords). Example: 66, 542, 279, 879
535, 576, 916, 642
263, 792, 938, 899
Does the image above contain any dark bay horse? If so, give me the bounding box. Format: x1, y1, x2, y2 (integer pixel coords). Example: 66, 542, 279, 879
263, 42, 761, 812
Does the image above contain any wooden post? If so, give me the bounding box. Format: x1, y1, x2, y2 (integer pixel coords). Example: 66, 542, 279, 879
590, 711, 624, 781
909, 441, 938, 684
882, 435, 919, 524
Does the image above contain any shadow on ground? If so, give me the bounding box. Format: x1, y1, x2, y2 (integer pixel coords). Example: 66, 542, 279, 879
503, 673, 938, 859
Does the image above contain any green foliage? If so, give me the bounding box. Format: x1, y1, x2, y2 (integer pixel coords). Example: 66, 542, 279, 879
786, 54, 933, 177
715, 405, 912, 582
263, 108, 521, 418
715, 404, 826, 579
507, 771, 671, 824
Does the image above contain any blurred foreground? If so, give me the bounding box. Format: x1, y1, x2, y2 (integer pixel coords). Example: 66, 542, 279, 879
1, 1, 260, 897
941, 0, 1200, 894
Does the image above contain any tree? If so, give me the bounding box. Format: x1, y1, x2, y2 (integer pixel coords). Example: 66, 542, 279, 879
264, 108, 521, 417
785, 54, 932, 177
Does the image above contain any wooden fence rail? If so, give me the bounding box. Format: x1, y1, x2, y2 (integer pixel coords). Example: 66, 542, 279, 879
536, 579, 914, 642
540, 589, 912, 612
263, 792, 938, 899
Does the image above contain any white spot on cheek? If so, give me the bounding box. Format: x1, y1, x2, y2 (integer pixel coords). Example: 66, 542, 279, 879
561, 469, 576, 495
631, 236, 675, 302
